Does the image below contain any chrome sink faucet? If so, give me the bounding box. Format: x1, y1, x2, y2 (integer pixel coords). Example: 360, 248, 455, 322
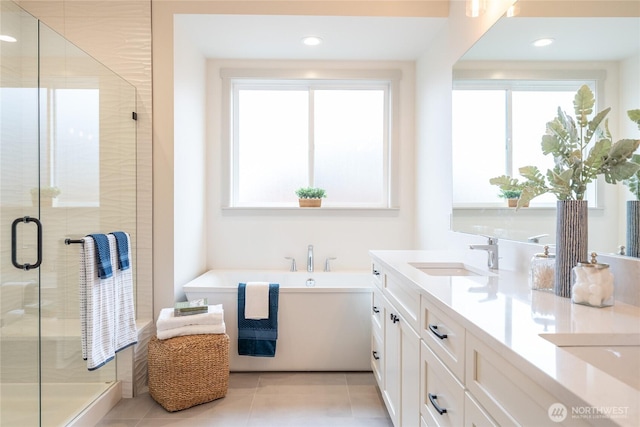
307, 245, 314, 272
469, 237, 499, 270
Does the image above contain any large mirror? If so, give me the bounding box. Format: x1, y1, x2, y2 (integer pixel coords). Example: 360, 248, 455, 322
451, 3, 640, 257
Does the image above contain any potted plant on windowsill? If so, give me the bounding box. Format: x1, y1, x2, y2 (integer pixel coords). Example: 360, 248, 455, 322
295, 187, 326, 207
31, 186, 61, 207
488, 175, 528, 207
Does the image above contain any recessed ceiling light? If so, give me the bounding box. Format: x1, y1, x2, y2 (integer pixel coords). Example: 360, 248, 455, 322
0, 35, 17, 43
302, 36, 322, 46
532, 38, 555, 47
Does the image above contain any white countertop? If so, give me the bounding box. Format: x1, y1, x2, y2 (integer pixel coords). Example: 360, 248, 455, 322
370, 250, 640, 426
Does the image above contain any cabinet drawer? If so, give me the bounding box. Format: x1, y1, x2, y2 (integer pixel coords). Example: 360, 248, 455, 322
371, 261, 383, 289
384, 272, 420, 331
371, 333, 383, 385
464, 392, 498, 427
421, 341, 465, 427
422, 295, 465, 381
371, 287, 384, 340
465, 333, 588, 426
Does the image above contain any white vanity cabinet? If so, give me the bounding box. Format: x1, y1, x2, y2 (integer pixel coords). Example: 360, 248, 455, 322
420, 295, 467, 426
370, 264, 421, 427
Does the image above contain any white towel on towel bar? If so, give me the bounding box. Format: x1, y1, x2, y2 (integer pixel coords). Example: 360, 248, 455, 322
112, 232, 137, 353
79, 235, 117, 370
244, 282, 270, 319
79, 233, 137, 371
156, 304, 224, 332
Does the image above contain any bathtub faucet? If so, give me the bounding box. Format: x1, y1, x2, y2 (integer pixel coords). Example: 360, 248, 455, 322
307, 245, 314, 272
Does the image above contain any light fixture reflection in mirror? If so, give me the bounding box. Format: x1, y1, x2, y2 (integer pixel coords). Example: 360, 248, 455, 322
466, 0, 486, 18
451, 6, 640, 258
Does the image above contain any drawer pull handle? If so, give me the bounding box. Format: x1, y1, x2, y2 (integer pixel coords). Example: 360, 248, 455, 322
372, 351, 380, 360
373, 306, 380, 314
390, 313, 399, 323
428, 324, 448, 340
428, 393, 447, 415
373, 269, 380, 276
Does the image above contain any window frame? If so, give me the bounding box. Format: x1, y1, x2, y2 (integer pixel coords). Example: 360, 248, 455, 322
451, 69, 607, 209
220, 68, 402, 210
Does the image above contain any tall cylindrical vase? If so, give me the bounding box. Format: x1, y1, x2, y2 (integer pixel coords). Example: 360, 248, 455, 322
555, 200, 588, 298
627, 200, 640, 258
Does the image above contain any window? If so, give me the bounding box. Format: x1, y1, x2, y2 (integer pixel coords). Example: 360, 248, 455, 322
452, 77, 600, 207
222, 69, 400, 208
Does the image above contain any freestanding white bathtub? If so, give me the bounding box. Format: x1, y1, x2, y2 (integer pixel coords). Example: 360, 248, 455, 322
183, 270, 372, 372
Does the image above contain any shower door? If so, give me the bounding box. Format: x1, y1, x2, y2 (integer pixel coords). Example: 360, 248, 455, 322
1, 2, 41, 424
1, 2, 136, 425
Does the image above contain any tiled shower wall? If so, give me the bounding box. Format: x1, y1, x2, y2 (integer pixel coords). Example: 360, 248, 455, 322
16, 0, 153, 396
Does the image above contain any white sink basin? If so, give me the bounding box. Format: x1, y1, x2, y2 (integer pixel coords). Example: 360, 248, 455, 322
564, 346, 640, 390
409, 262, 494, 277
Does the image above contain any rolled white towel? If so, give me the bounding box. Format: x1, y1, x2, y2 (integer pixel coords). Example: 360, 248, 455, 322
156, 322, 226, 340
156, 304, 224, 332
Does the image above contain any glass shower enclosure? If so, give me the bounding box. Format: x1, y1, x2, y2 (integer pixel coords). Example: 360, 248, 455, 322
1, 2, 137, 425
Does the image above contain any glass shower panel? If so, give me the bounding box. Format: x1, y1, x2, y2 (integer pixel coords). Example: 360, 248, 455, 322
37, 21, 136, 426
0, 2, 41, 425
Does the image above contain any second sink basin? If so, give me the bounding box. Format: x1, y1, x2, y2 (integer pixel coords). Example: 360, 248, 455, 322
410, 262, 494, 277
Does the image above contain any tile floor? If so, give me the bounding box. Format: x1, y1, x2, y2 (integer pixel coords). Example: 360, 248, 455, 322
96, 372, 393, 426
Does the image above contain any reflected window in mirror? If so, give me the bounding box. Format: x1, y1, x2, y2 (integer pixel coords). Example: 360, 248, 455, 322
452, 78, 600, 207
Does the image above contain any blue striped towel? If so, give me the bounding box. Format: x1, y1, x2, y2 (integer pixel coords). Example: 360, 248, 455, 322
237, 283, 279, 357
110, 231, 130, 271
88, 234, 112, 279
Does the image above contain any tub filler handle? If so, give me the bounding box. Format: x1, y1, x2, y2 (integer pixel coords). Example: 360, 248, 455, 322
284, 257, 297, 272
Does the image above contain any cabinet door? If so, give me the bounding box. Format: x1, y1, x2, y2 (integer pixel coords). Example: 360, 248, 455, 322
400, 316, 420, 427
383, 299, 401, 426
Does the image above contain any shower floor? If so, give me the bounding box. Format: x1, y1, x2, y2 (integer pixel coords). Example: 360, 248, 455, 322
1, 382, 114, 426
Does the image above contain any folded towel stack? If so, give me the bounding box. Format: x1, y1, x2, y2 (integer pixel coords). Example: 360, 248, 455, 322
156, 304, 226, 340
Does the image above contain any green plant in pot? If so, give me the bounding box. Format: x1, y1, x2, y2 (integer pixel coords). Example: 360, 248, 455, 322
516, 85, 640, 298
518, 86, 640, 207
488, 175, 527, 207
295, 187, 326, 207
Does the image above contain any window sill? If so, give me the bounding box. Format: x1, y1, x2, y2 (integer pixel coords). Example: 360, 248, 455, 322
221, 206, 400, 216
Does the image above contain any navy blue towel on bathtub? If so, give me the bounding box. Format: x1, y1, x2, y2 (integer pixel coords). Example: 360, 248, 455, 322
237, 283, 279, 357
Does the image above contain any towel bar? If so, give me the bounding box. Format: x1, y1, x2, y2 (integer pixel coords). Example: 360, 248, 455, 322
65, 238, 84, 245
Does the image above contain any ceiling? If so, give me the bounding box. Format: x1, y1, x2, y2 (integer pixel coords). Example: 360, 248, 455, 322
461, 17, 640, 61
176, 14, 447, 61
176, 14, 640, 62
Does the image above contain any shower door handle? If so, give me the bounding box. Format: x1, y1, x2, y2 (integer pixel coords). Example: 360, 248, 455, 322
11, 216, 43, 270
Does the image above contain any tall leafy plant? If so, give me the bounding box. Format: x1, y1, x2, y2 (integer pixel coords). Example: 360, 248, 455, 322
518, 85, 640, 207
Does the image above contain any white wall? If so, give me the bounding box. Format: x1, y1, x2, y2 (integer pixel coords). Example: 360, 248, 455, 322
415, 0, 514, 249
174, 18, 208, 294
204, 59, 416, 274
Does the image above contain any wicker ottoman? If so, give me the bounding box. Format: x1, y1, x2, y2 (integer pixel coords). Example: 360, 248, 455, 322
148, 333, 229, 412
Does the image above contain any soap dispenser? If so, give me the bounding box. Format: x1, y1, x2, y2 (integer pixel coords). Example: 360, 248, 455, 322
571, 252, 614, 308
529, 245, 555, 292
